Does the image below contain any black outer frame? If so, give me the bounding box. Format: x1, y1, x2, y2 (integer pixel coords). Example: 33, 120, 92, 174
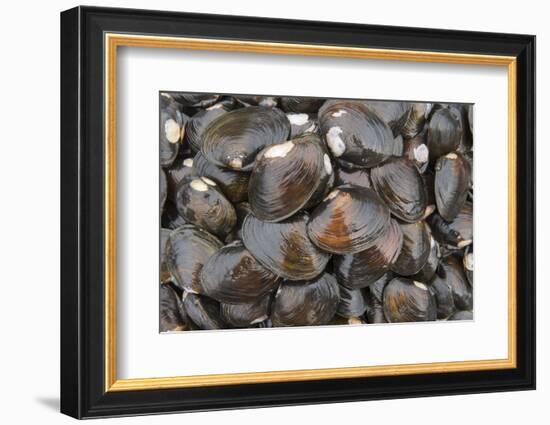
60, 6, 536, 419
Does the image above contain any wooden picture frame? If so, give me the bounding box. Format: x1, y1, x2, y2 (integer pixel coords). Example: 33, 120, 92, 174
60, 6, 535, 419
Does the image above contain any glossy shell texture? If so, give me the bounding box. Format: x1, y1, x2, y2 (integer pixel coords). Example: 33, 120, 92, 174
391, 221, 431, 276
434, 152, 472, 221
220, 295, 272, 327
201, 106, 290, 171
427, 107, 463, 159
183, 292, 226, 330
383, 277, 437, 322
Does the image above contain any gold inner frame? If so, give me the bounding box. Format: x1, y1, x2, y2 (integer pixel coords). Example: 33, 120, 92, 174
104, 33, 517, 392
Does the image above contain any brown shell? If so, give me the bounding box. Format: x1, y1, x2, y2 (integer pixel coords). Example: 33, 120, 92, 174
248, 134, 331, 222
220, 295, 272, 327
434, 152, 472, 221
391, 221, 431, 276
370, 157, 427, 222
382, 277, 437, 322
307, 185, 391, 254
428, 201, 473, 248
165, 225, 223, 293
183, 292, 226, 330
159, 228, 172, 283
201, 106, 290, 171
318, 100, 397, 168
241, 212, 331, 280
271, 273, 340, 326
200, 240, 280, 304
427, 108, 463, 159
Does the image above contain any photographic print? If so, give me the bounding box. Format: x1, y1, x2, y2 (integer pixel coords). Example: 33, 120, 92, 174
159, 93, 474, 332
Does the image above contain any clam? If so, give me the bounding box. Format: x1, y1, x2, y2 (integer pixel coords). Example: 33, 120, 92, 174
383, 277, 437, 322
427, 107, 463, 159
450, 104, 473, 153
248, 134, 332, 221
307, 185, 391, 254
184, 103, 231, 152
333, 219, 402, 289
400, 103, 428, 139
428, 201, 473, 248
160, 228, 172, 283
165, 156, 197, 202
165, 225, 223, 293
364, 273, 392, 324
200, 240, 280, 304
463, 246, 473, 285
235, 95, 279, 108
279, 97, 325, 113
183, 292, 226, 330
337, 285, 368, 318
363, 101, 411, 137
318, 100, 397, 168
168, 93, 219, 108
434, 153, 472, 221
402, 128, 429, 173
271, 273, 340, 326
160, 283, 188, 332
330, 316, 366, 325
370, 157, 427, 222
334, 166, 371, 188
161, 200, 187, 230
201, 106, 290, 171
241, 212, 330, 280
193, 151, 250, 203
160, 168, 167, 211
220, 294, 272, 327
430, 272, 456, 319
448, 310, 473, 321
391, 221, 431, 276
287, 113, 318, 138
224, 201, 252, 243
160, 101, 186, 168
412, 234, 440, 283
432, 255, 473, 311
176, 177, 237, 238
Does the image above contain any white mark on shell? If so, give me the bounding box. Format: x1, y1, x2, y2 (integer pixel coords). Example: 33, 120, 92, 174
323, 153, 333, 175
259, 97, 277, 107
264, 141, 295, 159
457, 239, 473, 248
446, 152, 458, 160
413, 144, 429, 163
160, 93, 171, 99
229, 157, 243, 169
183, 158, 194, 167
305, 123, 317, 133
423, 204, 436, 219
164, 119, 181, 144
250, 315, 269, 325
331, 109, 347, 118
190, 179, 209, 192
324, 189, 340, 202
287, 113, 309, 126
464, 253, 474, 270
206, 103, 224, 111
413, 281, 428, 291
326, 126, 346, 157
430, 236, 436, 248
201, 177, 217, 186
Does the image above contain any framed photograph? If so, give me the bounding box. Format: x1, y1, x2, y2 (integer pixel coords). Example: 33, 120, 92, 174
60, 6, 536, 419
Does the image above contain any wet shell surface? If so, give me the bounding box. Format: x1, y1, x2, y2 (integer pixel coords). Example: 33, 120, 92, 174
370, 157, 427, 222
185, 103, 230, 152
160, 168, 167, 211
428, 201, 473, 248
319, 100, 397, 168
183, 292, 226, 330
391, 221, 431, 276
176, 177, 237, 238
434, 152, 472, 221
201, 106, 290, 171
279, 97, 325, 113
220, 295, 272, 327
200, 240, 280, 304
160, 98, 187, 167
334, 166, 371, 188
383, 277, 437, 322
165, 225, 223, 293
160, 283, 188, 332
248, 134, 331, 222
364, 273, 392, 324
427, 107, 463, 159
241, 212, 331, 280
307, 185, 391, 254
271, 273, 340, 327
337, 285, 368, 318
363, 101, 411, 137
403, 128, 429, 173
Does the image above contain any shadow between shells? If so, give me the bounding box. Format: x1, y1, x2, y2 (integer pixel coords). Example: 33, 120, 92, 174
159, 92, 474, 332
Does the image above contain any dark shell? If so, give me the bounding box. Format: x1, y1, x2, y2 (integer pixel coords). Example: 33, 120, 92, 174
249, 134, 331, 222
391, 221, 431, 276
439, 255, 473, 310
402, 128, 429, 173
448, 310, 473, 321
370, 157, 427, 222
184, 103, 231, 152
318, 100, 397, 168
159, 284, 188, 332
160, 98, 187, 167
160, 228, 172, 283
201, 106, 290, 171
200, 240, 280, 304
271, 273, 340, 326
428, 201, 473, 248
330, 316, 366, 325
161, 200, 187, 230
165, 225, 223, 293
235, 95, 279, 108
450, 104, 473, 153
287, 113, 318, 138
183, 292, 225, 330
430, 272, 456, 319
364, 273, 392, 324
427, 107, 463, 159
463, 246, 473, 285
160, 168, 167, 211
169, 93, 220, 108
412, 234, 440, 283
363, 101, 411, 137
434, 153, 472, 221
176, 177, 237, 238
279, 97, 325, 113
337, 285, 368, 318
193, 151, 250, 203
224, 201, 252, 243
400, 103, 428, 139
422, 172, 436, 214
165, 156, 197, 202
242, 212, 330, 280
220, 295, 272, 327
307, 185, 391, 254
383, 277, 437, 322
334, 166, 371, 188
333, 219, 402, 289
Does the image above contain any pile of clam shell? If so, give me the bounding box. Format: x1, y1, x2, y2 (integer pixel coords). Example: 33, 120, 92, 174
159, 92, 474, 332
